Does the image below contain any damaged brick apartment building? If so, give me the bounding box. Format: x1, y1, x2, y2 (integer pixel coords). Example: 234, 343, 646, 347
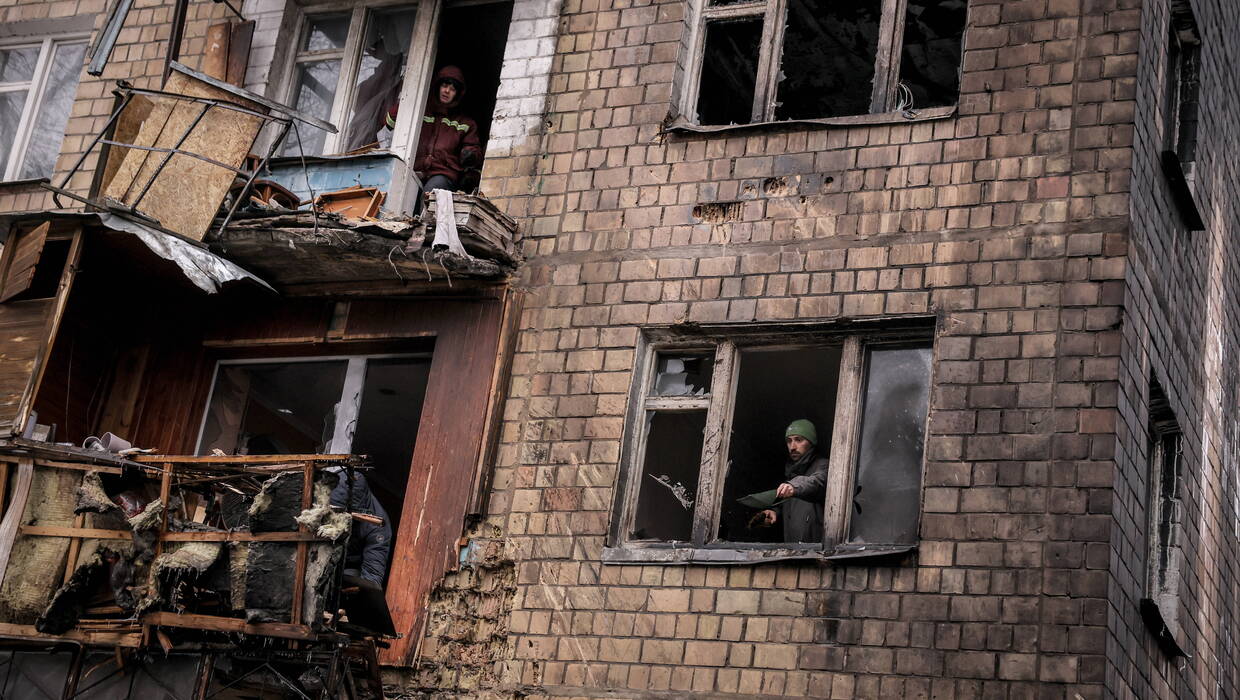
0, 0, 1236, 696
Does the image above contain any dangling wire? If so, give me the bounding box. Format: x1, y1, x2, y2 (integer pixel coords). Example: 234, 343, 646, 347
895, 81, 918, 119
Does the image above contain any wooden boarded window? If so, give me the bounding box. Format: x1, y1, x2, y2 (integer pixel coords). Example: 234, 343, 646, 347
0, 222, 58, 303
683, 0, 967, 125
610, 327, 935, 563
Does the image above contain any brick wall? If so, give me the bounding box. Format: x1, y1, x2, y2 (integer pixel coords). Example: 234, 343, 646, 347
399, 0, 1160, 697
1109, 0, 1240, 698
0, 0, 229, 215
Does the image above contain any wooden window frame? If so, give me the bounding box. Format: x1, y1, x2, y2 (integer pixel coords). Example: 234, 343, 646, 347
605, 324, 934, 565
0, 34, 90, 182
680, 0, 960, 125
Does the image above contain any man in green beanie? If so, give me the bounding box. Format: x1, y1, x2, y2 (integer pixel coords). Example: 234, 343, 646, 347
752, 418, 829, 542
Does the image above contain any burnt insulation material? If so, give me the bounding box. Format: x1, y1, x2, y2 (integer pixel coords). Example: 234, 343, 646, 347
74, 472, 120, 515
0, 466, 84, 623
37, 509, 136, 634
248, 471, 303, 532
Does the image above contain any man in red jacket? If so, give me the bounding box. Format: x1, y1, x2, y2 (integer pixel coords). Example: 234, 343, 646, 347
414, 66, 481, 195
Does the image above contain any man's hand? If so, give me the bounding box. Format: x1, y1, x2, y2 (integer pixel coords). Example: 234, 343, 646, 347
776, 482, 796, 499
748, 509, 778, 528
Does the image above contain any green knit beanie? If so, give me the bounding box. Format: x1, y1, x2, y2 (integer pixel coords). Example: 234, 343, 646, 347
785, 419, 817, 445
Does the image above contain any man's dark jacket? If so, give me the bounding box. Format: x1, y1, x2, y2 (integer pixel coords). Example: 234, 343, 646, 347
414, 65, 481, 183
779, 451, 829, 543
329, 470, 392, 585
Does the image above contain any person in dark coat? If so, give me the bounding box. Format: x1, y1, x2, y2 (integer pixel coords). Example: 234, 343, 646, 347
754, 419, 829, 542
414, 65, 482, 195
328, 468, 392, 585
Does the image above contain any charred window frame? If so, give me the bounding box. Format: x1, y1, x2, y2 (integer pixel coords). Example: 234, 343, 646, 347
607, 326, 935, 564
1140, 379, 1187, 657
681, 0, 968, 126
1159, 1, 1203, 230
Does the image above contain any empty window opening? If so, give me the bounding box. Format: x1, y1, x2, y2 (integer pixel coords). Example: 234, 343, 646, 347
690, 0, 966, 125
349, 356, 432, 533
423, 0, 514, 192
0, 223, 71, 304
1164, 6, 1201, 181
1147, 379, 1183, 596
718, 346, 841, 543
898, 0, 968, 109
774, 0, 880, 121
631, 410, 707, 541
846, 345, 932, 545
696, 18, 762, 126
199, 361, 349, 455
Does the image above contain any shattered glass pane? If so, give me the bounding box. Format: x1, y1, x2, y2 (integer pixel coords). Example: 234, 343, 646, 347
282, 59, 341, 155
718, 346, 842, 543
847, 346, 933, 545
344, 5, 418, 152
696, 18, 762, 125
199, 361, 349, 455
899, 0, 967, 109
631, 411, 705, 541
19, 41, 87, 179
303, 14, 350, 52
775, 0, 880, 120
0, 46, 38, 83
652, 352, 714, 395
0, 90, 27, 171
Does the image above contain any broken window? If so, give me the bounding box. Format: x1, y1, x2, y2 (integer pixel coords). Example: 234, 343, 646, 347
1142, 378, 1188, 656
615, 331, 934, 558
1163, 3, 1201, 184
0, 36, 88, 179
686, 0, 966, 125
197, 353, 432, 583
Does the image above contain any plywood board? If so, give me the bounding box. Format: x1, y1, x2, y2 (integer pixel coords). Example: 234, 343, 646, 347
102, 71, 267, 241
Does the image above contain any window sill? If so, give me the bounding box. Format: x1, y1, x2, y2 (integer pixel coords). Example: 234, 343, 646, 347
0, 177, 51, 190
1140, 596, 1188, 658
663, 105, 956, 136
602, 543, 916, 565
1159, 150, 1204, 231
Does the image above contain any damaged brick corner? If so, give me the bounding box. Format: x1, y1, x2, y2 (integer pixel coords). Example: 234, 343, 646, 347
385, 524, 519, 699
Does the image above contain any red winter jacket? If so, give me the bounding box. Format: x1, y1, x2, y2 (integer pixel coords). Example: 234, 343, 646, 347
414, 66, 481, 184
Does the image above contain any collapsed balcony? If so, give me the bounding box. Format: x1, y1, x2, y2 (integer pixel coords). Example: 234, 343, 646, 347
0, 440, 389, 696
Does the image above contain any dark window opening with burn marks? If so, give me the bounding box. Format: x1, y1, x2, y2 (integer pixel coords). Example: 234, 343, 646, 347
1141, 377, 1188, 657
614, 331, 934, 562
689, 0, 967, 126
1159, 0, 1203, 231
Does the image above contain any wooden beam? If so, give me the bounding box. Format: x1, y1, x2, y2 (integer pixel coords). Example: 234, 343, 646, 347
290, 461, 313, 626
63, 514, 85, 583
163, 531, 326, 543
35, 460, 123, 475
131, 454, 357, 464
0, 622, 141, 648
142, 612, 316, 641
0, 459, 34, 585
20, 526, 131, 540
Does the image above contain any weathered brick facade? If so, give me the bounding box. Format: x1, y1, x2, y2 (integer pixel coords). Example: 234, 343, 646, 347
408, 0, 1240, 698
0, 0, 1237, 697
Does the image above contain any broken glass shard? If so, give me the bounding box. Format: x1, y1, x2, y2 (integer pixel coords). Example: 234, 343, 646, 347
652, 352, 714, 396
631, 411, 705, 541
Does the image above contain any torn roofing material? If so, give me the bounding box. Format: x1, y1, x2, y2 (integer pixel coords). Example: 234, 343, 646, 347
0, 212, 272, 294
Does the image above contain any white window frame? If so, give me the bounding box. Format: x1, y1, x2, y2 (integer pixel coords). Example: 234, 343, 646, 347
194, 352, 431, 456
0, 33, 90, 181
606, 326, 935, 564
679, 0, 965, 125
278, 0, 441, 162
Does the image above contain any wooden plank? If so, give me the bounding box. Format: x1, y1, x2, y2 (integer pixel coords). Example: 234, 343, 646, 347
35, 460, 123, 475
20, 526, 131, 540
0, 223, 49, 303
202, 22, 231, 81
823, 337, 864, 547
0, 622, 142, 648
0, 461, 9, 514
62, 514, 85, 583
290, 461, 313, 626
132, 454, 355, 465
142, 612, 316, 641
0, 459, 34, 585
226, 21, 255, 88
163, 531, 326, 543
